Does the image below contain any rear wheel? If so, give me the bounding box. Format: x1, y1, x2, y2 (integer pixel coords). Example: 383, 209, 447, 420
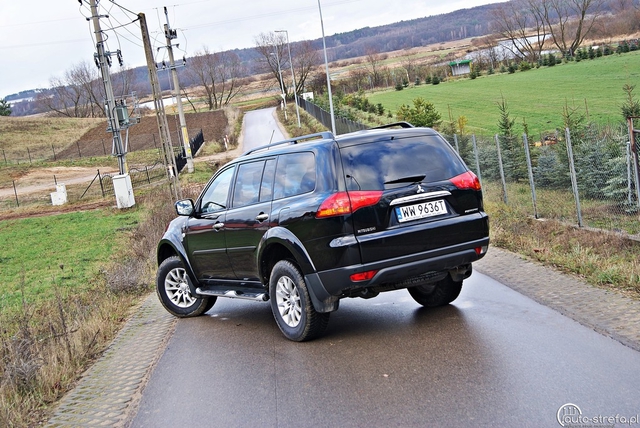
156, 256, 216, 317
269, 260, 330, 341
408, 274, 463, 307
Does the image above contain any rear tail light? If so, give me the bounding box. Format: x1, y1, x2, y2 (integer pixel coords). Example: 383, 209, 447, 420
316, 191, 382, 218
450, 171, 481, 191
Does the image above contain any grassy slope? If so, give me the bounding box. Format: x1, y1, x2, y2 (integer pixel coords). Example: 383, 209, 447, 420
369, 51, 640, 136
0, 209, 140, 309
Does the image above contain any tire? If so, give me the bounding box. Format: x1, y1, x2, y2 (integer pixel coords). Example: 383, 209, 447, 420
269, 260, 330, 342
407, 274, 463, 307
156, 256, 216, 317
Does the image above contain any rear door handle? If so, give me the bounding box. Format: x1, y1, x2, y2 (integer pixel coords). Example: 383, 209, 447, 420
256, 213, 269, 222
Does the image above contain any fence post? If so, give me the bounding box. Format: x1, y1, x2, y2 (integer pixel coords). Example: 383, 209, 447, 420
522, 133, 538, 219
13, 180, 19, 207
565, 128, 583, 227
453, 134, 460, 153
77, 141, 82, 158
102, 139, 107, 156
145, 165, 150, 184
51, 144, 57, 161
27, 147, 32, 164
472, 134, 482, 188
494, 134, 508, 204
98, 169, 105, 197
2, 149, 6, 164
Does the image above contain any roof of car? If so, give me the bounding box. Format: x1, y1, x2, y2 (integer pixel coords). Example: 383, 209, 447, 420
236, 123, 441, 161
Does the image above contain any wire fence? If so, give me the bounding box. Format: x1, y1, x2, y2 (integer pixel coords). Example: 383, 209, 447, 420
298, 98, 368, 135
300, 98, 640, 236
442, 125, 640, 236
0, 162, 170, 210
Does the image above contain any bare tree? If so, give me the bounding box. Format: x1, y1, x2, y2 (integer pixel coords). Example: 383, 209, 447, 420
254, 32, 318, 99
538, 0, 606, 57
491, 0, 549, 62
364, 47, 385, 88
36, 60, 137, 118
186, 46, 247, 110
37, 61, 101, 117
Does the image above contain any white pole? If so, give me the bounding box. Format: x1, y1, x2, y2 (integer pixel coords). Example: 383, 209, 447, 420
318, 0, 336, 135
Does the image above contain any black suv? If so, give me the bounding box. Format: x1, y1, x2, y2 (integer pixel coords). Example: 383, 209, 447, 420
156, 123, 489, 341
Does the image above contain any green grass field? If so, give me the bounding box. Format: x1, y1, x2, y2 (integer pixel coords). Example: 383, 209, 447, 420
369, 50, 640, 137
0, 209, 140, 309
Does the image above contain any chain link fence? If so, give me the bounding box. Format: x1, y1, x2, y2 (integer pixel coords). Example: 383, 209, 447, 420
443, 125, 640, 236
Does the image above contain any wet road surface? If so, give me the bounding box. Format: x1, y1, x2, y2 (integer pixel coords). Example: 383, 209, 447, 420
130, 270, 640, 427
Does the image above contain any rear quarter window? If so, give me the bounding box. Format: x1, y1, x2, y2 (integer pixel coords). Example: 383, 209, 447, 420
273, 152, 316, 199
341, 136, 467, 191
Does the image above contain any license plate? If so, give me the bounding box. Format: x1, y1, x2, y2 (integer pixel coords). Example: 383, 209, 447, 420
396, 200, 447, 223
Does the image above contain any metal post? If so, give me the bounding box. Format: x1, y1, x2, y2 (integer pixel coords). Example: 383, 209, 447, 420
472, 134, 482, 187
565, 128, 583, 227
318, 0, 336, 135
89, 0, 127, 176
494, 134, 508, 204
12, 180, 19, 207
628, 117, 640, 207
164, 7, 194, 173
453, 134, 459, 153
522, 133, 538, 219
139, 12, 180, 201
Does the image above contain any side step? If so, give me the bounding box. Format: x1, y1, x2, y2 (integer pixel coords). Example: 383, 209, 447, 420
196, 286, 268, 302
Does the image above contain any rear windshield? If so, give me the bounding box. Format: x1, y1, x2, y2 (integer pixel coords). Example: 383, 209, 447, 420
341, 136, 467, 191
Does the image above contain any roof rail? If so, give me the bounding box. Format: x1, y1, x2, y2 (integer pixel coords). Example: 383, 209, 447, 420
242, 131, 334, 156
372, 121, 415, 129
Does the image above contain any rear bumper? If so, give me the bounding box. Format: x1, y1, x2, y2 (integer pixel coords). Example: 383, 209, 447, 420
305, 237, 489, 312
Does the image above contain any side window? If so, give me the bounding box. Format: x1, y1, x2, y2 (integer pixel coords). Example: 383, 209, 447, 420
200, 166, 235, 213
232, 161, 265, 208
260, 159, 277, 202
274, 152, 316, 200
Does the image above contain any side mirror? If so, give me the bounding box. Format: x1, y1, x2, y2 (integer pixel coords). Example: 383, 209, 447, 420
175, 199, 194, 216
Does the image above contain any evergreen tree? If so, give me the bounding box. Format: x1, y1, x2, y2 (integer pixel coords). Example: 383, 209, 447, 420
0, 98, 11, 116
396, 98, 441, 128
496, 97, 527, 181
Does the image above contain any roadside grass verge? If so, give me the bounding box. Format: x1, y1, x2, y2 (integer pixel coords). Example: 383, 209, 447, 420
368, 50, 640, 136
485, 191, 640, 299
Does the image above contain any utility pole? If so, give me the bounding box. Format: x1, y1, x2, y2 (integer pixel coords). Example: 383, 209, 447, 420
139, 12, 181, 201
164, 7, 194, 173
88, 0, 135, 208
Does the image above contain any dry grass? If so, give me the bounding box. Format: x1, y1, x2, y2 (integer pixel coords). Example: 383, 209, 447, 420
0, 117, 103, 159
488, 200, 640, 299
0, 186, 178, 427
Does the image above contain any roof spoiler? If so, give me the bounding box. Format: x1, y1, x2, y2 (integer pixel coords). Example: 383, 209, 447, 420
372, 122, 414, 129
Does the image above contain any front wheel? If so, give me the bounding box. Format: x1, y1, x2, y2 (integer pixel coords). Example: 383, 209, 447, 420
156, 256, 216, 317
269, 260, 330, 341
408, 274, 463, 307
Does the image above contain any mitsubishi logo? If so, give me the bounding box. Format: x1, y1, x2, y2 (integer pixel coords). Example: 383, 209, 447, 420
417, 184, 425, 193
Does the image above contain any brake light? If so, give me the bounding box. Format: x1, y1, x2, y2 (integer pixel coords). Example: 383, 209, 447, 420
316, 191, 382, 218
350, 270, 378, 282
450, 171, 481, 191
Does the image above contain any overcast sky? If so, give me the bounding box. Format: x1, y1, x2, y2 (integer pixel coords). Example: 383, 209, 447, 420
0, 0, 502, 98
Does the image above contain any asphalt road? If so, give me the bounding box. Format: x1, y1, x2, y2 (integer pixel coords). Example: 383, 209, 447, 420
130, 270, 640, 427
129, 109, 640, 428
241, 107, 286, 152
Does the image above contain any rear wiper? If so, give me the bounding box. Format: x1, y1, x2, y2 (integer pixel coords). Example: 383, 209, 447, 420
384, 174, 426, 185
